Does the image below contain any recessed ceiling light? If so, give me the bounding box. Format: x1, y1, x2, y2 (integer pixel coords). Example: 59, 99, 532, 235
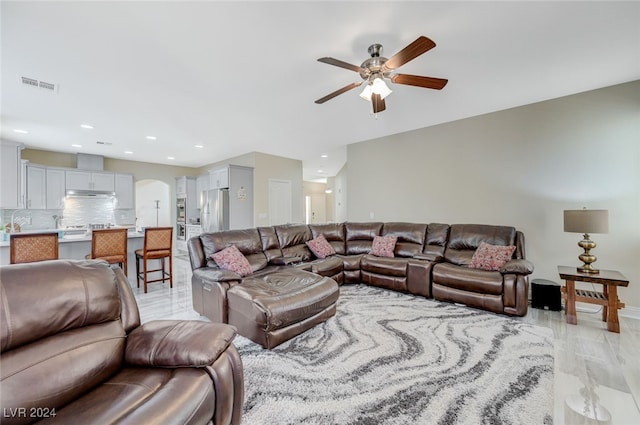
194, 144, 204, 148
321, 154, 328, 158
72, 144, 82, 148
317, 169, 324, 173
167, 156, 175, 160
124, 150, 133, 154
80, 124, 94, 129
13, 129, 28, 134
146, 136, 157, 140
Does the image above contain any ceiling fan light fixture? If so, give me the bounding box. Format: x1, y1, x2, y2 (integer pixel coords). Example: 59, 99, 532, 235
371, 77, 392, 100
359, 83, 373, 101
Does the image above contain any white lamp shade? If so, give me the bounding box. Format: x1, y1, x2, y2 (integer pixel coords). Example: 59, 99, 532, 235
564, 209, 609, 234
359, 84, 372, 101
371, 77, 392, 100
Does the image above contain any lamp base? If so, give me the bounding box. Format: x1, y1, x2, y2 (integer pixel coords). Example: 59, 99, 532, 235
577, 233, 599, 274
577, 265, 600, 274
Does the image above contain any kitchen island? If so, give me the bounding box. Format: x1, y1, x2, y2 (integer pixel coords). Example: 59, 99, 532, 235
0, 230, 145, 277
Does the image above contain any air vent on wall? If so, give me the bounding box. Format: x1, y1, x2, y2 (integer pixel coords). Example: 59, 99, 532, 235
21, 76, 58, 93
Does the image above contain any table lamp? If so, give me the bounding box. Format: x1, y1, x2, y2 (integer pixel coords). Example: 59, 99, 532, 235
563, 209, 609, 274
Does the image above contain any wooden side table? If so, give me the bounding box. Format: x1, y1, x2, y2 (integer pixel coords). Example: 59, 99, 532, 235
558, 266, 629, 333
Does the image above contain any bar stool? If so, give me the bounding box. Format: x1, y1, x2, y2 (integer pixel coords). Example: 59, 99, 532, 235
135, 227, 173, 293
10, 232, 59, 264
86, 228, 128, 276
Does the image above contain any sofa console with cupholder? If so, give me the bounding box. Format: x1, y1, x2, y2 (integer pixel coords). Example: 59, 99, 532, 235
188, 222, 533, 349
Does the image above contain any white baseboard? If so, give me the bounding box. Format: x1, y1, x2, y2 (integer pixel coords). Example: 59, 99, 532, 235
620, 305, 640, 320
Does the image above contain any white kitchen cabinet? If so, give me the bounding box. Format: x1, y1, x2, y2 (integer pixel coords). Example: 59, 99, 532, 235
115, 173, 134, 209
176, 176, 187, 196
196, 174, 209, 200
26, 164, 46, 209
66, 170, 115, 191
186, 224, 202, 240
46, 168, 66, 209
209, 167, 229, 189
0, 142, 23, 208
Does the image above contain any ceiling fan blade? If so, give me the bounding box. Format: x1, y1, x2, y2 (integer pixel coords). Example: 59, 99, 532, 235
390, 74, 448, 90
371, 94, 386, 113
317, 57, 363, 73
315, 81, 363, 104
383, 36, 436, 71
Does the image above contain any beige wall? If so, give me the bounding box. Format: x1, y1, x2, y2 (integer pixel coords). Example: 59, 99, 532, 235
332, 164, 348, 223
198, 151, 304, 227
22, 149, 195, 188
347, 81, 640, 309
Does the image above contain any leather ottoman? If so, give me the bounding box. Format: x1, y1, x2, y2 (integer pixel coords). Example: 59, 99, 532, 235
226, 270, 340, 348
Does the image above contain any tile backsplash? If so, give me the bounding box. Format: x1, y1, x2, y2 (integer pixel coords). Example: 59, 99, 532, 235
1, 197, 135, 231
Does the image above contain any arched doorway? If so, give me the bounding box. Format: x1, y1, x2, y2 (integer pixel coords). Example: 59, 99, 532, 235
135, 179, 171, 228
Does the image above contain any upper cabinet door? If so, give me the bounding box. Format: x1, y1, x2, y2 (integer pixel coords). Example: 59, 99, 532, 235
115, 174, 134, 209
66, 170, 92, 190
66, 170, 114, 191
26, 165, 46, 209
91, 172, 115, 191
46, 168, 66, 209
0, 143, 22, 208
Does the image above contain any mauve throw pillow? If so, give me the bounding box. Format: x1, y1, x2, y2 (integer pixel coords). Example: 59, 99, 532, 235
306, 234, 336, 259
211, 245, 253, 277
371, 235, 397, 258
469, 242, 516, 271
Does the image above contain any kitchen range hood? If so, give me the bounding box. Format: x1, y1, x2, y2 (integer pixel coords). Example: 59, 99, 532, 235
65, 189, 115, 198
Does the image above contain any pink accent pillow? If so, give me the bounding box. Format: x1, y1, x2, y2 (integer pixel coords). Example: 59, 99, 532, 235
469, 242, 516, 271
306, 234, 336, 259
211, 245, 253, 277
371, 235, 397, 258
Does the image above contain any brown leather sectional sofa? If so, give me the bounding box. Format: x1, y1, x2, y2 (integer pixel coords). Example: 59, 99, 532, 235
1, 260, 244, 425
189, 222, 533, 348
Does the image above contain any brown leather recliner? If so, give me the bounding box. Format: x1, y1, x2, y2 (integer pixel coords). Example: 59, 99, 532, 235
431, 224, 533, 316
0, 260, 244, 425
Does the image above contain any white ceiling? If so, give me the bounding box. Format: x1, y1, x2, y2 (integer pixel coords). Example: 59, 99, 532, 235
2, 1, 639, 181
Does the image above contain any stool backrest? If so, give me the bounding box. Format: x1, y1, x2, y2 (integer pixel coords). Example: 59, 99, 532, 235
91, 228, 128, 258
10, 232, 59, 264
143, 227, 173, 254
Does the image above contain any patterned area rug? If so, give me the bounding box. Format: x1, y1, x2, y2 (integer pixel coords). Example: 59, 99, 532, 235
235, 284, 554, 424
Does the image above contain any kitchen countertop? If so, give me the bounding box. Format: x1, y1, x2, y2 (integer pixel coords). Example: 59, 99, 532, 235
0, 229, 144, 247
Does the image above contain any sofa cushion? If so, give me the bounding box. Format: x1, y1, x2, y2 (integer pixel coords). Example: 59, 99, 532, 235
201, 229, 268, 272
274, 224, 314, 261
381, 222, 427, 257
306, 234, 336, 259
310, 223, 346, 255
361, 255, 408, 277
257, 226, 283, 262
372, 235, 397, 257
212, 245, 253, 277
43, 368, 216, 425
345, 222, 383, 255
1, 260, 121, 351
422, 223, 450, 260
469, 242, 517, 271
432, 262, 504, 295
444, 224, 517, 266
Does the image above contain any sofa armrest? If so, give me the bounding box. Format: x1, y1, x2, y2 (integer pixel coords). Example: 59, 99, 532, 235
500, 259, 534, 275
412, 253, 443, 262
270, 256, 303, 266
125, 320, 237, 367
193, 267, 241, 282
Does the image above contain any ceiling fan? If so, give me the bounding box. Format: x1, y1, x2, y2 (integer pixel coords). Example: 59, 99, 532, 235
315, 36, 448, 113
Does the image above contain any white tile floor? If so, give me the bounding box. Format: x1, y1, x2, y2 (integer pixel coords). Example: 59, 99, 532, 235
131, 255, 640, 425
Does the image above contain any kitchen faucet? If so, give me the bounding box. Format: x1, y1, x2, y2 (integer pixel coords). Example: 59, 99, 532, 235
9, 209, 30, 233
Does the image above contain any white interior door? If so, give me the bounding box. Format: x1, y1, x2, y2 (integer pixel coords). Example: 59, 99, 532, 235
309, 194, 326, 224
268, 179, 292, 225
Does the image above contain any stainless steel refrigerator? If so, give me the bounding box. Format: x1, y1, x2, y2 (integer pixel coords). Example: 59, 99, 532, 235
200, 189, 229, 232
